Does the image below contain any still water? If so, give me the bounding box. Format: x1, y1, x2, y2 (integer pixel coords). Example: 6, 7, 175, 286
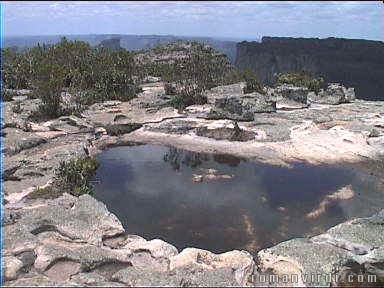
93, 145, 384, 254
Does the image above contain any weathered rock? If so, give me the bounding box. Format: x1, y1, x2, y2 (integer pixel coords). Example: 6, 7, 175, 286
4, 194, 125, 252
144, 119, 197, 135
169, 248, 255, 286
34, 238, 130, 272
312, 210, 384, 254
3, 81, 384, 287
274, 84, 309, 105
5, 273, 79, 287
207, 94, 276, 121
204, 82, 246, 104
70, 272, 126, 287
309, 83, 356, 105
44, 116, 93, 133
4, 256, 24, 281
256, 238, 352, 286
195, 125, 257, 142
112, 265, 241, 287
123, 237, 178, 259
104, 123, 142, 136
3, 128, 47, 156
143, 76, 161, 83
256, 210, 384, 287
112, 267, 180, 286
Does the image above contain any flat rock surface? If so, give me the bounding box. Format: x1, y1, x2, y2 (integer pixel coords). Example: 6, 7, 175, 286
3, 83, 384, 286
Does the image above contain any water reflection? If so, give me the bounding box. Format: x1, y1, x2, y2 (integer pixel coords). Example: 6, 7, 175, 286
163, 147, 209, 171
93, 145, 384, 255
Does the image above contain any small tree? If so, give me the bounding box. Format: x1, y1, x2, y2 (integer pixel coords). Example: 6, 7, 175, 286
32, 61, 65, 119
239, 69, 265, 94
276, 71, 324, 94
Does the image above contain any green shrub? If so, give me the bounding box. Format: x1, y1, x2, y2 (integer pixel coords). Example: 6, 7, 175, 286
170, 92, 207, 111
164, 82, 177, 95
104, 123, 142, 136
238, 69, 265, 94
54, 157, 99, 196
27, 185, 63, 200
3, 89, 14, 102
12, 101, 22, 113
276, 71, 324, 94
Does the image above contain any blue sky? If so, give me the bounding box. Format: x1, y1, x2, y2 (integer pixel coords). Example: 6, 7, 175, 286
5, 1, 384, 41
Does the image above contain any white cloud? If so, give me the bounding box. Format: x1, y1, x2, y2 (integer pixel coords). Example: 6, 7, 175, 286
4, 1, 383, 40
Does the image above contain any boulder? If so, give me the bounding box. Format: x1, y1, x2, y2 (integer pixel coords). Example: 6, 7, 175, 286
169, 248, 255, 286
309, 83, 356, 105
272, 84, 310, 109
255, 210, 384, 287
3, 128, 47, 156
274, 84, 309, 104
207, 94, 276, 121
143, 76, 161, 83
44, 116, 93, 133
205, 83, 246, 104
4, 256, 24, 281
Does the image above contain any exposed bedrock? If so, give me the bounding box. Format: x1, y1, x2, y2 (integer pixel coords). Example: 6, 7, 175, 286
4, 194, 384, 287
3, 82, 384, 286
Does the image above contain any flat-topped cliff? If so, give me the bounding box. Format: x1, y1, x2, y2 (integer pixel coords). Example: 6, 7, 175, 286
235, 37, 384, 100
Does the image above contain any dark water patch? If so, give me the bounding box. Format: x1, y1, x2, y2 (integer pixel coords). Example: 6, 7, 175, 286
93, 145, 384, 255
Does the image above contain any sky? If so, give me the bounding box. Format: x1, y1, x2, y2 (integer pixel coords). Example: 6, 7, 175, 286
4, 1, 384, 41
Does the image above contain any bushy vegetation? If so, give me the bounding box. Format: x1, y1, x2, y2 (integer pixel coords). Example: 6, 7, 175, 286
276, 71, 324, 94
2, 37, 141, 120
139, 42, 239, 110
239, 69, 265, 94
2, 89, 14, 102
54, 156, 99, 196
2, 39, 249, 115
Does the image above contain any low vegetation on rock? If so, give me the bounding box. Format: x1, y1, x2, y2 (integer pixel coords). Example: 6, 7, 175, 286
276, 71, 324, 94
3, 37, 141, 120
239, 69, 265, 94
54, 156, 99, 196
137, 42, 242, 110
3, 39, 253, 115
53, 156, 99, 196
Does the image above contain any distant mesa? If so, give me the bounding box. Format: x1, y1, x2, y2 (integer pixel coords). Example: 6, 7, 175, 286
235, 36, 384, 101
98, 37, 123, 51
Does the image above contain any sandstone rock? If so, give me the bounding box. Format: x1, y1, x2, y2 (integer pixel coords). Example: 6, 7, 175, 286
143, 76, 161, 83
195, 126, 257, 142
5, 273, 79, 287
112, 267, 180, 287
309, 83, 356, 105
274, 84, 309, 109
44, 116, 93, 133
4, 256, 24, 281
34, 238, 130, 272
144, 119, 197, 135
313, 210, 384, 253
123, 238, 178, 259
207, 94, 276, 121
69, 272, 107, 285
43, 260, 82, 282
5, 194, 125, 250
169, 248, 255, 286
205, 82, 246, 104
112, 265, 241, 287
3, 128, 47, 156
256, 210, 384, 286
257, 238, 352, 286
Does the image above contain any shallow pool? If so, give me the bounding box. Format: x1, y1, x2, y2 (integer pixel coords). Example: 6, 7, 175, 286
93, 144, 384, 254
